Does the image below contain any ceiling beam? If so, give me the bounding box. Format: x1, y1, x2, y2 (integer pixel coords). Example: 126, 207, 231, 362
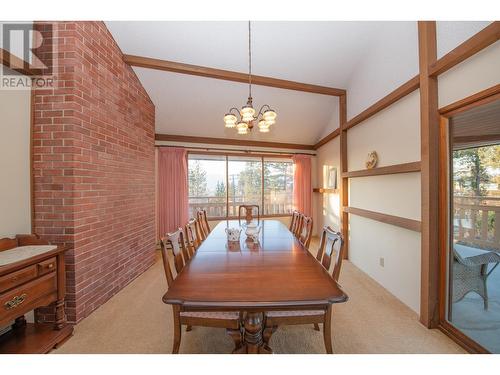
155, 133, 315, 151
429, 21, 500, 77
313, 128, 340, 149
123, 54, 346, 97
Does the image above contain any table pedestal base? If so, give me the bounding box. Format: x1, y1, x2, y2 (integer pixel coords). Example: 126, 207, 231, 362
233, 312, 273, 354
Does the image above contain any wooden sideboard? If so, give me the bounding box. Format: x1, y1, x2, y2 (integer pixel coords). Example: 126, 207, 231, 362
0, 234, 73, 353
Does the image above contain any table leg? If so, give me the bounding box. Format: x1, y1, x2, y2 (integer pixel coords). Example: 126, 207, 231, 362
234, 312, 273, 354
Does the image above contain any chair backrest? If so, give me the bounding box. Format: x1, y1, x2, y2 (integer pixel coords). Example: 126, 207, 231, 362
298, 215, 313, 249
289, 211, 301, 234
316, 226, 345, 282
159, 228, 189, 287
196, 209, 210, 240
185, 218, 202, 255
238, 205, 260, 223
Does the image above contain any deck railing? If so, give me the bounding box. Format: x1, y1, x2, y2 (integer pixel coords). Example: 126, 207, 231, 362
454, 195, 500, 251
189, 194, 293, 218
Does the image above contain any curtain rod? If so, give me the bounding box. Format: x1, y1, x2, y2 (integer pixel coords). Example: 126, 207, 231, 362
155, 144, 316, 156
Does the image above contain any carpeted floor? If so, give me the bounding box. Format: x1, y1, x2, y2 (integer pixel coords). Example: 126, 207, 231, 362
55, 240, 465, 354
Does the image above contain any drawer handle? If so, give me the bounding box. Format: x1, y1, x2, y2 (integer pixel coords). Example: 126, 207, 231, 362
4, 294, 27, 310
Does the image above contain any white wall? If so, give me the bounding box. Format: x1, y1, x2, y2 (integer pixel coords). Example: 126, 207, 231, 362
0, 75, 32, 238
438, 40, 500, 107
346, 91, 422, 312
346, 22, 419, 119
436, 21, 492, 58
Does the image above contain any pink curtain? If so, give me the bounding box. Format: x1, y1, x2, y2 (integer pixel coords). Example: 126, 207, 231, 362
292, 154, 312, 217
158, 147, 189, 237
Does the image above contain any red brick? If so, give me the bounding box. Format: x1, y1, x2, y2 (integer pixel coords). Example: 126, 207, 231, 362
33, 21, 155, 324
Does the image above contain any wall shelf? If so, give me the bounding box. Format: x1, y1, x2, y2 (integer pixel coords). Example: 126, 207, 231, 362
341, 161, 421, 178
313, 188, 338, 194
344, 206, 421, 232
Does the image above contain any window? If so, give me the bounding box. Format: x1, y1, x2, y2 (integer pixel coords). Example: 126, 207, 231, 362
228, 156, 262, 217
188, 155, 226, 218
264, 158, 293, 215
188, 154, 293, 218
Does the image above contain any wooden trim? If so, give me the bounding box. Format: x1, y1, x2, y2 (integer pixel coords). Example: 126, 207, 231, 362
342, 161, 421, 178
418, 21, 440, 329
124, 54, 346, 97
453, 134, 500, 144
438, 116, 450, 325
345, 76, 420, 131
339, 94, 349, 259
0, 48, 37, 76
429, 22, 500, 77
438, 321, 489, 354
155, 133, 315, 151
313, 129, 340, 149
187, 150, 295, 159
313, 188, 338, 194
344, 207, 422, 232
439, 84, 500, 116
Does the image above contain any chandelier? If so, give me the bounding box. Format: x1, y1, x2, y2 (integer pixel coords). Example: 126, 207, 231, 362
223, 21, 277, 135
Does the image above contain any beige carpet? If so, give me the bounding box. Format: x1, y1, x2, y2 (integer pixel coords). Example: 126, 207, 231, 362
55, 241, 465, 354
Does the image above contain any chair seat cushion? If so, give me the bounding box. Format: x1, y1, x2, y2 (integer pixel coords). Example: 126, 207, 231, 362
266, 310, 324, 317
180, 311, 239, 320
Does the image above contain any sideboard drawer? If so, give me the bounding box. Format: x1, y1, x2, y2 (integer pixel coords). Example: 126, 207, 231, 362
0, 273, 57, 325
37, 257, 57, 276
0, 265, 38, 293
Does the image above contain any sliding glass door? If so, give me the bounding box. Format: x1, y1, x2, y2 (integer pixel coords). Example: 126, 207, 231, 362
442, 99, 500, 353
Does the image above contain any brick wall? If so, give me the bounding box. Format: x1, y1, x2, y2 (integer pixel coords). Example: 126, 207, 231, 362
32, 22, 156, 323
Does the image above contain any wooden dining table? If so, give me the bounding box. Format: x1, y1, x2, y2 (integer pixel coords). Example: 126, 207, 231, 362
163, 219, 348, 354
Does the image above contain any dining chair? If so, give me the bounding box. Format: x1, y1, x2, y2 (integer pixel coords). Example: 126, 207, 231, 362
160, 228, 242, 353
263, 226, 345, 354
196, 209, 211, 240
289, 210, 301, 235
184, 218, 203, 256
297, 215, 313, 249
292, 213, 304, 238
238, 204, 260, 223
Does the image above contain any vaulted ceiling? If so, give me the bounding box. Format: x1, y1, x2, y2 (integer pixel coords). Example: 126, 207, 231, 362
106, 21, 417, 145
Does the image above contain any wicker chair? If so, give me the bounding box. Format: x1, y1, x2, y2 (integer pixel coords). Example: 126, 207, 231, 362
452, 245, 500, 310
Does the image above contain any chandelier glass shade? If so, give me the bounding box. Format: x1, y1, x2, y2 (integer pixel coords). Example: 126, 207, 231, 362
223, 21, 277, 134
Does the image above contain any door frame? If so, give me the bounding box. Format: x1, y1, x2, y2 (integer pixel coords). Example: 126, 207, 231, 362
437, 85, 500, 354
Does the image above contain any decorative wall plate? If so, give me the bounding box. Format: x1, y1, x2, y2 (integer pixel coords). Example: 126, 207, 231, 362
365, 151, 378, 169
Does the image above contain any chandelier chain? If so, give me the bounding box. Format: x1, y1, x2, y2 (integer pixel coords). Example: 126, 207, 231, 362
223, 20, 276, 134
248, 20, 252, 99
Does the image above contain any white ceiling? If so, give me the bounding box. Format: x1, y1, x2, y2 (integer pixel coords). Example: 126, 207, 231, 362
105, 21, 416, 144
